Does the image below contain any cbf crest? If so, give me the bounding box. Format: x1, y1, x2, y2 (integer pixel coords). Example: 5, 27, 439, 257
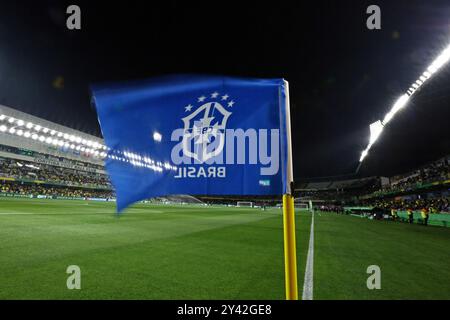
181, 92, 234, 162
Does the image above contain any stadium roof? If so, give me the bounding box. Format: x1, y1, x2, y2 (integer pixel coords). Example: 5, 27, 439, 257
0, 104, 107, 163
0, 104, 104, 145
0, 1, 449, 179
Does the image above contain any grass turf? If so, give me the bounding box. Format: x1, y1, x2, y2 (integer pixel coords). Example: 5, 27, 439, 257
0, 198, 449, 299
314, 211, 450, 299
0, 198, 311, 299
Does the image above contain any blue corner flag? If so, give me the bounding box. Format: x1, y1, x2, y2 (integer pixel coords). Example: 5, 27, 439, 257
92, 75, 290, 212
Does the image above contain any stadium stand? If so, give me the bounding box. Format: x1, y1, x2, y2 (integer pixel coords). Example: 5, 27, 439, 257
0, 105, 114, 200
374, 156, 449, 195
197, 195, 281, 207
1, 104, 448, 213
0, 181, 113, 199
0, 105, 207, 204
0, 157, 110, 187
295, 155, 449, 223
154, 195, 205, 205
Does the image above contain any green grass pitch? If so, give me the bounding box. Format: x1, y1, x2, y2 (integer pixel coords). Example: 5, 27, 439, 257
0, 198, 449, 299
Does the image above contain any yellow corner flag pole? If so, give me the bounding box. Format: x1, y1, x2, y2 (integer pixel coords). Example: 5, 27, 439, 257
282, 80, 298, 300
283, 194, 298, 300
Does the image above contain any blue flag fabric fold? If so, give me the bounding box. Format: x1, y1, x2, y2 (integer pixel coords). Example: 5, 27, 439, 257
92, 75, 289, 212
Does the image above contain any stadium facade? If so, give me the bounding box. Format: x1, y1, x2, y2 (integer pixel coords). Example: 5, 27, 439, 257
0, 105, 113, 200
0, 105, 205, 205
1, 105, 449, 213
295, 155, 449, 227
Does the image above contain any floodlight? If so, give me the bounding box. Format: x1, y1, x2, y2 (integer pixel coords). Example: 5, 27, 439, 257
50, 130, 56, 135
153, 131, 162, 142
17, 120, 24, 126
24, 132, 31, 138
9, 128, 16, 134
31, 134, 38, 140
57, 132, 63, 137
26, 122, 33, 129
359, 44, 450, 164
8, 117, 14, 123
34, 125, 42, 132
369, 120, 384, 145
0, 125, 7, 132
38, 136, 45, 142
43, 128, 49, 133
16, 130, 23, 136
382, 94, 409, 125
429, 45, 450, 71
0, 114, 5, 121
359, 149, 369, 162
25, 164, 40, 170
428, 64, 437, 73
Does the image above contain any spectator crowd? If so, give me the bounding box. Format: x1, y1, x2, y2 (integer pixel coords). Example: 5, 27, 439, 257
1, 153, 449, 209
0, 157, 110, 187
378, 157, 449, 194
1, 181, 114, 199
365, 196, 449, 213
0, 155, 113, 199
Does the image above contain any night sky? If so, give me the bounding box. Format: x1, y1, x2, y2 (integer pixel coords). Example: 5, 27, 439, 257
0, 0, 449, 181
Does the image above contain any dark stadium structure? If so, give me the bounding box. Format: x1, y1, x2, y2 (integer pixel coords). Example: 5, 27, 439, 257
0, 105, 114, 201
295, 155, 449, 226
1, 103, 448, 223
1, 1, 450, 303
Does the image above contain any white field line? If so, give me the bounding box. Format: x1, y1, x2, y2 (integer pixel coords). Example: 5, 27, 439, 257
302, 211, 314, 300
0, 212, 36, 215
0, 210, 166, 215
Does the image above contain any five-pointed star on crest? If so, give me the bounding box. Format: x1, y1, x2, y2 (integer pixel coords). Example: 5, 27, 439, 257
198, 95, 207, 102
227, 100, 235, 107
221, 94, 229, 101
211, 92, 219, 98
185, 104, 193, 112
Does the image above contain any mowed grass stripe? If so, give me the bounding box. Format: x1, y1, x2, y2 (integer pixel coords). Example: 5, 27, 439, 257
0, 198, 311, 299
